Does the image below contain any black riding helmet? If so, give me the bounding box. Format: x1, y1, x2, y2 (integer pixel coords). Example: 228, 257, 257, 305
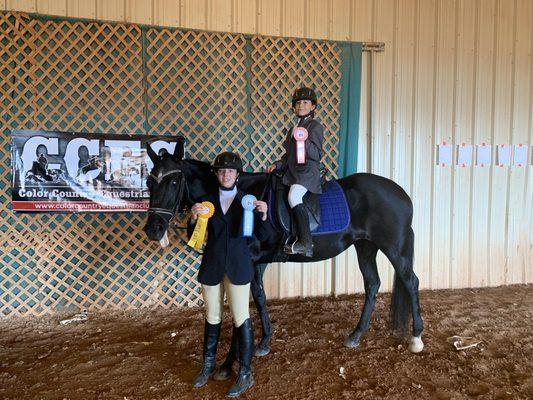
292, 87, 317, 107
212, 151, 243, 172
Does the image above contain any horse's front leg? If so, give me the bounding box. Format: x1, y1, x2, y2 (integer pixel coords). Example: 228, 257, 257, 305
251, 263, 272, 357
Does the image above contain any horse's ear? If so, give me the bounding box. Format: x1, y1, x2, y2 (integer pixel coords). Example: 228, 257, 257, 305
146, 141, 158, 164
173, 136, 186, 160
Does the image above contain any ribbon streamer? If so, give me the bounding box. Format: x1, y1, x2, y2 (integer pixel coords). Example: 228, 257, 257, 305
187, 201, 215, 250
293, 127, 309, 165
241, 194, 257, 238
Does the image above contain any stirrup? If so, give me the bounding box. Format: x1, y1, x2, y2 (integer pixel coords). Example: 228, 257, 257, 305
288, 240, 314, 257
282, 236, 297, 255
290, 241, 298, 254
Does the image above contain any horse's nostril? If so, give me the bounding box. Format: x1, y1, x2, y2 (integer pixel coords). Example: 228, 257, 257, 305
143, 220, 167, 241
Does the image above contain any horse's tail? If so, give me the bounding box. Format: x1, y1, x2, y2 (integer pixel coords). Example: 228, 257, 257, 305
391, 273, 410, 338
390, 227, 414, 338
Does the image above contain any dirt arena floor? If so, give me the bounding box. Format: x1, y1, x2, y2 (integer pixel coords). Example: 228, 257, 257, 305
0, 284, 531, 400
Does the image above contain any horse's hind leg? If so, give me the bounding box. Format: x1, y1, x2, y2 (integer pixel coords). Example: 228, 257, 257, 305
344, 240, 380, 348
385, 227, 424, 353
251, 263, 272, 357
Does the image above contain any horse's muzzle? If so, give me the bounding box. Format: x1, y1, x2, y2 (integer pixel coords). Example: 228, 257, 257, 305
144, 213, 169, 241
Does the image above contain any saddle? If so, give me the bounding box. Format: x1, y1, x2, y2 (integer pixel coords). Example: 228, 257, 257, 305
269, 173, 322, 235
267, 172, 351, 238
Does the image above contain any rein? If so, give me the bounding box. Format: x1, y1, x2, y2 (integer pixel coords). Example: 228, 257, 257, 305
259, 171, 273, 201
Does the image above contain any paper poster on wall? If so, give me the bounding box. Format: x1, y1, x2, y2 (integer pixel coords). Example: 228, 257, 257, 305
437, 142, 452, 166
476, 143, 491, 167
513, 144, 528, 166
497, 144, 511, 166
456, 144, 472, 167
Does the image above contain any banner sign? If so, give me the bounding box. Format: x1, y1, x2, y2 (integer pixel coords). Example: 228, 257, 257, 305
11, 130, 180, 212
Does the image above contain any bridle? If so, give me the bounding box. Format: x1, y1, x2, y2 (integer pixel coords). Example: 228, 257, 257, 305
147, 169, 187, 223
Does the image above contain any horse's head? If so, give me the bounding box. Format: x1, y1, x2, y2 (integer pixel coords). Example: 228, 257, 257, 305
143, 137, 188, 242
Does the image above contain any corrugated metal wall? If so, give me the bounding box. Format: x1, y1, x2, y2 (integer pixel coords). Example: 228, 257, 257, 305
3, 0, 532, 299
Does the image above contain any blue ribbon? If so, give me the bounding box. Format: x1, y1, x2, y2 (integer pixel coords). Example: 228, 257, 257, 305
241, 194, 256, 237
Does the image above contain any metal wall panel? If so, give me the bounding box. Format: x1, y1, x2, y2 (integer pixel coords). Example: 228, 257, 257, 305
207, 0, 232, 32
411, 0, 436, 290
67, 0, 96, 19
5, 0, 35, 12
306, 0, 329, 39
2, 0, 532, 300
372, 0, 395, 291
490, 0, 515, 287
451, 0, 475, 288
96, 0, 125, 22
471, 0, 496, 288
126, 0, 153, 25
153, 0, 179, 27
509, 0, 532, 285
257, 0, 281, 36
233, 0, 256, 34
36, 0, 66, 15
431, 0, 454, 289
281, 0, 304, 37
181, 0, 206, 30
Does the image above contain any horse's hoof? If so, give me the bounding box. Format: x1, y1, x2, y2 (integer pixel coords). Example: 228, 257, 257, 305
213, 366, 233, 381
254, 345, 270, 357
408, 336, 424, 353
343, 335, 360, 348
254, 340, 271, 357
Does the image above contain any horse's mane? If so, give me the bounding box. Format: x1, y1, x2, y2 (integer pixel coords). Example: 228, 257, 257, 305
184, 158, 211, 169
181, 157, 267, 198
184, 157, 267, 177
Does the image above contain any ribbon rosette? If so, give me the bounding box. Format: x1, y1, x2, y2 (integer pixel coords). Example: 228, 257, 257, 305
241, 194, 257, 238
187, 201, 215, 250
293, 127, 309, 165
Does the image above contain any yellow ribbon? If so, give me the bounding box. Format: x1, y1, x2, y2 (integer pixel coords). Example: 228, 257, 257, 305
187, 201, 215, 250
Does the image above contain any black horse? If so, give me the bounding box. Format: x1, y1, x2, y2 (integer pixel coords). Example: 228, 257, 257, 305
144, 140, 424, 367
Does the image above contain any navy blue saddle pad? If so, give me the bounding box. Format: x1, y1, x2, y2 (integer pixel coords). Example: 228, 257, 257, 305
268, 180, 350, 236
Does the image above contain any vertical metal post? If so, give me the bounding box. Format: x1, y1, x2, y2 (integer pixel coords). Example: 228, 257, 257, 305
367, 50, 374, 173
362, 41, 383, 174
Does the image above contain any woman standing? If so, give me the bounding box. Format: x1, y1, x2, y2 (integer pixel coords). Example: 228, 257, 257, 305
189, 151, 271, 397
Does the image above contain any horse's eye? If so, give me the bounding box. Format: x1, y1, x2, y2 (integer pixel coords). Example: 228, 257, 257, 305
171, 179, 178, 185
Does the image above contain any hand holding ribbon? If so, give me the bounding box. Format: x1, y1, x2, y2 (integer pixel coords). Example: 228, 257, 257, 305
187, 201, 215, 250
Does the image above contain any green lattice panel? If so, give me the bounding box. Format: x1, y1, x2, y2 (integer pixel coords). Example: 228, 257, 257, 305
0, 12, 200, 316
0, 12, 35, 207
31, 19, 145, 134
0, 12, 35, 132
145, 28, 249, 164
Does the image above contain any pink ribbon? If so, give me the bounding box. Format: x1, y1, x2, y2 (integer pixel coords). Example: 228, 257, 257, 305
293, 127, 309, 165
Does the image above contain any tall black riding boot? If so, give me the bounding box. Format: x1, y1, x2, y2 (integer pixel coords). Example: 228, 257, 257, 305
226, 318, 254, 397
291, 203, 313, 257
192, 321, 221, 388
213, 325, 238, 380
